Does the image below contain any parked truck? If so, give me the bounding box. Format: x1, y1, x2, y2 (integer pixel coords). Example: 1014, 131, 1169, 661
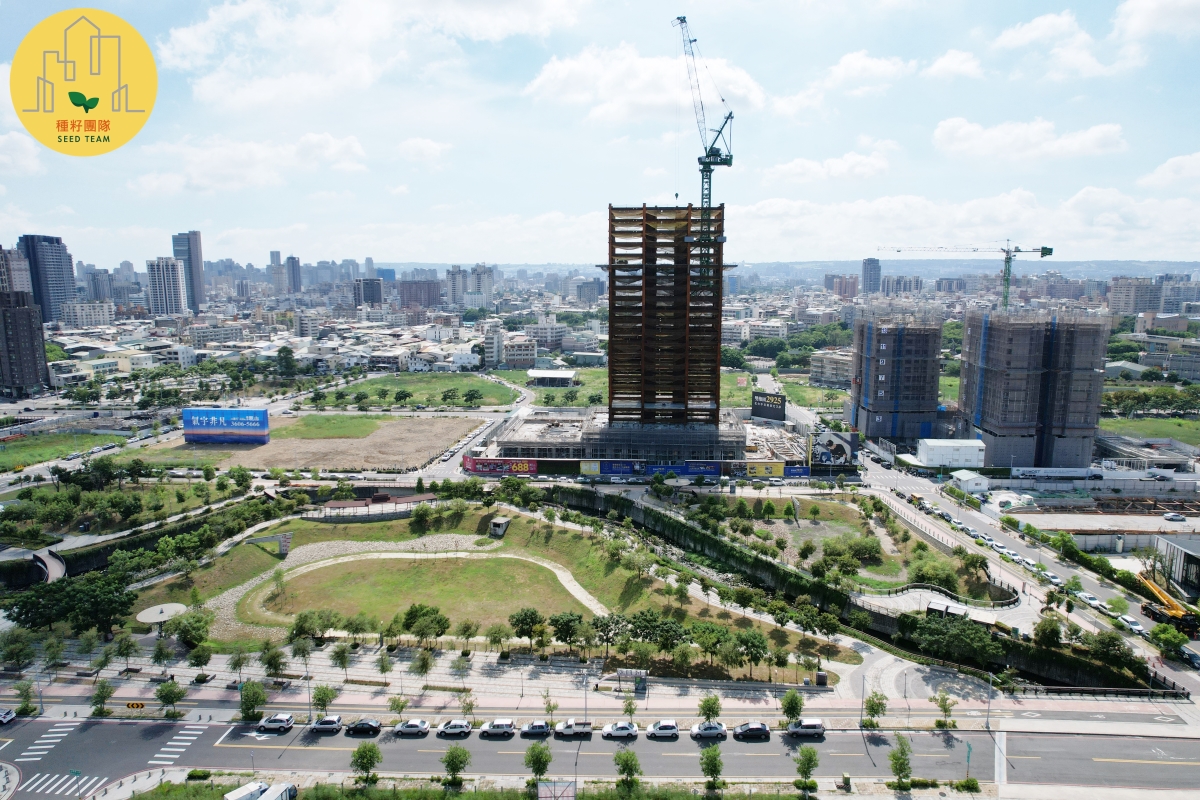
554, 718, 592, 737
223, 783, 270, 800
259, 785, 298, 800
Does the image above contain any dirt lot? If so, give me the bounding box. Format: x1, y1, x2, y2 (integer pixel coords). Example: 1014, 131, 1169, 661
135, 416, 478, 471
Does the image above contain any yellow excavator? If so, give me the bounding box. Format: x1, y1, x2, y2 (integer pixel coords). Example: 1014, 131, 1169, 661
1139, 571, 1199, 636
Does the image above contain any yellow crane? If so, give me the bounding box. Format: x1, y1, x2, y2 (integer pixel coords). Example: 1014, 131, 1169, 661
879, 241, 1053, 310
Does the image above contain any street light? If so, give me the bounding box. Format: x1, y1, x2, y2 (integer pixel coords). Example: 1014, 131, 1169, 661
985, 672, 995, 730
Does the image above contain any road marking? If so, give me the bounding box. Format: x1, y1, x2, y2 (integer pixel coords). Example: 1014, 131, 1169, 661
217, 742, 357, 752
996, 731, 1006, 786
14, 759, 42, 763
1093, 758, 1200, 766
1009, 756, 1041, 759
829, 753, 866, 757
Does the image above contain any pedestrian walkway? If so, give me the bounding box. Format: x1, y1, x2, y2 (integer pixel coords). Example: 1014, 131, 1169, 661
16, 773, 108, 797
13, 722, 78, 763
148, 724, 209, 766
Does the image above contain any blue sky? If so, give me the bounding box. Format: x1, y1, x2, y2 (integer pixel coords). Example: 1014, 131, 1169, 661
2, 0, 1199, 269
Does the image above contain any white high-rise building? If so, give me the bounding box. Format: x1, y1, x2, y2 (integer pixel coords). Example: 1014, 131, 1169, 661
0, 248, 33, 293
446, 265, 469, 306
146, 256, 188, 315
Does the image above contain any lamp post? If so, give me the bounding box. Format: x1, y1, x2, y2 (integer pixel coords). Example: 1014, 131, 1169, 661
985, 672, 995, 730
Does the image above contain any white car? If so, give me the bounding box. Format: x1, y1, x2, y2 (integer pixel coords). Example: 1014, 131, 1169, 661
1164, 512, 1186, 522
437, 719, 473, 737
311, 715, 342, 733
991, 541, 1008, 555
1044, 573, 1064, 587
257, 713, 294, 732
602, 722, 639, 739
480, 719, 515, 738
1076, 592, 1101, 609
0, 708, 15, 725
646, 720, 679, 739
394, 719, 430, 736
1119, 615, 1147, 635
981, 535, 995, 545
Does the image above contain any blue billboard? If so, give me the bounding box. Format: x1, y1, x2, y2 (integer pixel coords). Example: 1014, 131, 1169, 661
784, 466, 810, 477
183, 408, 270, 445
644, 461, 722, 477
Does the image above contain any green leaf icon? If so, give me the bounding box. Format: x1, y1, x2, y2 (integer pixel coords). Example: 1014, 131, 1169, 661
67, 92, 100, 113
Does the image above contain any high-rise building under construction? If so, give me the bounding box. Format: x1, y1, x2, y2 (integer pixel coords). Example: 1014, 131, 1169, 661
958, 309, 1110, 468
848, 307, 944, 441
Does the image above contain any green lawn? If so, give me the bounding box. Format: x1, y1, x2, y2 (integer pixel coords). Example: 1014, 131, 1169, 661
133, 541, 284, 614
534, 368, 608, 406
1099, 416, 1200, 445
0, 432, 129, 471
260, 557, 592, 628
720, 371, 754, 407
352, 374, 516, 407
271, 414, 391, 439
779, 376, 847, 408
939, 375, 960, 404
113, 443, 231, 468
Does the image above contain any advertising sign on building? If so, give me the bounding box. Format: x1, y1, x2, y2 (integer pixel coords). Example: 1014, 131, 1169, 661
811, 431, 857, 465
463, 456, 537, 474
751, 391, 787, 421
746, 461, 785, 477
580, 460, 637, 476
643, 461, 722, 477
182, 408, 269, 445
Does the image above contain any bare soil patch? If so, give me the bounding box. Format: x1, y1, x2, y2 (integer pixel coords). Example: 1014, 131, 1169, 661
210, 416, 477, 470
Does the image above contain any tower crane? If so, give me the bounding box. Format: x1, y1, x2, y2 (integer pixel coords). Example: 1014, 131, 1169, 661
879, 241, 1053, 310
674, 15, 733, 269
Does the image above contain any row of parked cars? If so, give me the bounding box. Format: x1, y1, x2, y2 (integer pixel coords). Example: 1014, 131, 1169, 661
259, 714, 826, 740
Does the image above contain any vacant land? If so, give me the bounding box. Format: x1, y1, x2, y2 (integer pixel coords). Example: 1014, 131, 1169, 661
0, 432, 128, 471
353, 374, 516, 407
535, 368, 608, 406
720, 372, 754, 407
778, 376, 847, 408
271, 414, 392, 439
259, 558, 591, 628
1099, 416, 1200, 445
939, 375, 960, 404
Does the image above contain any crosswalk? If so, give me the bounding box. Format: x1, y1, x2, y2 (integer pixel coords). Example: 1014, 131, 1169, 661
14, 722, 78, 763
148, 724, 208, 766
18, 773, 108, 796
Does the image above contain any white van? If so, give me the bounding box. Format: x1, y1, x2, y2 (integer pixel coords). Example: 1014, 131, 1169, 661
223, 782, 270, 800
259, 785, 298, 800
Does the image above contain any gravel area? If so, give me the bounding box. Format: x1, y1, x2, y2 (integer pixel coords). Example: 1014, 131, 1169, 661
206, 533, 498, 641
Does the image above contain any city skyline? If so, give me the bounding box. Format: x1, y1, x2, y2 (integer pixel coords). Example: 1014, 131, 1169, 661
2, 1, 1200, 267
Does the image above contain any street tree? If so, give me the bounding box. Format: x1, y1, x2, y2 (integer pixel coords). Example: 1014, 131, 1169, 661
441, 744, 471, 785
699, 744, 724, 788
312, 685, 339, 715
258, 639, 288, 677
930, 689, 958, 728
228, 645, 250, 681
524, 741, 553, 782
42, 636, 65, 679
889, 733, 913, 787
152, 638, 174, 673
541, 688, 559, 722
387, 695, 409, 720
613, 749, 642, 792
622, 691, 637, 722
376, 649, 393, 683
864, 690, 888, 723
239, 680, 268, 720
155, 680, 187, 715
351, 741, 382, 784
781, 688, 804, 723
698, 693, 721, 722
330, 643, 353, 681
509, 608, 546, 651
485, 623, 511, 652
90, 678, 115, 716
409, 648, 434, 677
187, 645, 213, 677
113, 631, 141, 670
794, 745, 820, 797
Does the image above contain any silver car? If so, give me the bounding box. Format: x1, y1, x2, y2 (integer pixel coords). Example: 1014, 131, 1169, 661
394, 719, 430, 736
437, 719, 473, 737
311, 715, 342, 733
521, 720, 551, 737
257, 713, 294, 732
786, 718, 826, 737
601, 722, 639, 739
646, 719, 679, 739
690, 721, 727, 739
480, 719, 515, 738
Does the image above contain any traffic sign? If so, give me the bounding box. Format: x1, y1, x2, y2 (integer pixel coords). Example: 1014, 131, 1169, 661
69, 771, 81, 777
126, 702, 145, 709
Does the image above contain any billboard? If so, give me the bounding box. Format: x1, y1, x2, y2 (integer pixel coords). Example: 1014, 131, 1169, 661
462, 456, 537, 474
784, 466, 810, 477
811, 431, 857, 466
580, 460, 638, 476
751, 391, 787, 421
183, 408, 269, 445
644, 461, 722, 477
746, 461, 785, 477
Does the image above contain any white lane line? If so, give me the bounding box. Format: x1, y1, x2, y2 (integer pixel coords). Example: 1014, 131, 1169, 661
147, 762, 176, 766
54, 777, 81, 795
14, 759, 42, 763
160, 748, 187, 752
21, 774, 50, 792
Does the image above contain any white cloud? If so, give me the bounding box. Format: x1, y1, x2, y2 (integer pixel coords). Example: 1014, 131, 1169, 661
0, 132, 42, 175
1138, 151, 1200, 187
643, 167, 667, 177
993, 11, 1144, 78
160, 0, 587, 110
775, 50, 915, 114
388, 184, 410, 195
128, 132, 366, 194
398, 138, 453, 162
729, 187, 1200, 260
0, 64, 18, 130
922, 49, 983, 79
1114, 0, 1200, 39
764, 146, 894, 183
524, 43, 764, 122
933, 117, 1126, 160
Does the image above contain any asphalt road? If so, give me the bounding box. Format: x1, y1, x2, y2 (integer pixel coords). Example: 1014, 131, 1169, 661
4, 717, 1200, 789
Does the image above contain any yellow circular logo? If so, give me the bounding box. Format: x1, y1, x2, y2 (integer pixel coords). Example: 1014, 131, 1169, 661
9, 8, 157, 157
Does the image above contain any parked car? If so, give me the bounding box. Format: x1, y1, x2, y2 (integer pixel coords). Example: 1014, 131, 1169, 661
646, 720, 679, 739
310, 715, 342, 733
520, 720, 552, 737
732, 722, 771, 741
1076, 592, 1101, 609
1119, 615, 1147, 635
257, 713, 294, 733
951, 518, 963, 527
554, 719, 592, 737
393, 719, 429, 736
1044, 573, 1064, 587
1164, 512, 1186, 522
991, 541, 1008, 554
437, 719, 473, 737
345, 719, 381, 736
786, 719, 826, 738
601, 722, 639, 739
0, 708, 15, 725
480, 719, 515, 738
690, 721, 727, 739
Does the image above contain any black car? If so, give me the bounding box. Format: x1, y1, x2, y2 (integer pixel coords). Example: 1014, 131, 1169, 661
346, 719, 382, 736
732, 722, 771, 741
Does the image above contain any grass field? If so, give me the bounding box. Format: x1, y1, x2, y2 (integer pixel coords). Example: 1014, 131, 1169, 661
133, 541, 284, 614
534, 368, 608, 406
271, 414, 391, 439
0, 432, 129, 471
778, 376, 847, 408
720, 371, 754, 407
352, 374, 516, 407
1099, 416, 1200, 445
939, 375, 960, 404
260, 558, 591, 628
113, 443, 231, 468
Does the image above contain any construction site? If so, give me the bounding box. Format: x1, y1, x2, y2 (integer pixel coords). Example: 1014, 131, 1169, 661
848, 306, 945, 441
957, 309, 1110, 469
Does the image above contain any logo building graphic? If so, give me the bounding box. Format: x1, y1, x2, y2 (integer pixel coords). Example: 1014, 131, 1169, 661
10, 8, 157, 156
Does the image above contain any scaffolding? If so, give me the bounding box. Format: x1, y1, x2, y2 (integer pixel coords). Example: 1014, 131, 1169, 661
959, 309, 1110, 468
606, 205, 725, 426
849, 306, 945, 441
